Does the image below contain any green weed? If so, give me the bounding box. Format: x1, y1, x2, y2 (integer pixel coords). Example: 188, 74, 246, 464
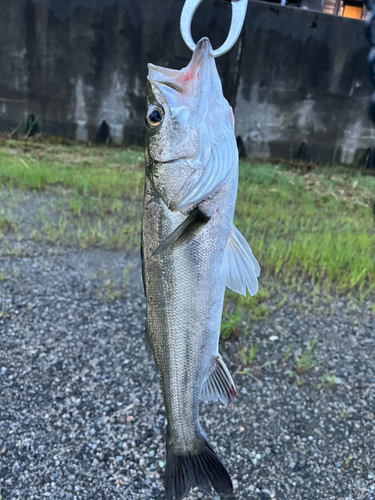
104, 279, 122, 301
339, 407, 347, 418
0, 217, 13, 236
37, 207, 46, 223
342, 455, 353, 468
295, 337, 318, 375
123, 263, 135, 288
231, 287, 272, 319
317, 373, 337, 389
239, 341, 259, 367
70, 194, 81, 217
283, 342, 294, 363
221, 306, 244, 339
4, 245, 26, 257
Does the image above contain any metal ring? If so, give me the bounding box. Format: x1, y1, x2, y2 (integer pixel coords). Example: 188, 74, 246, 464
180, 0, 248, 58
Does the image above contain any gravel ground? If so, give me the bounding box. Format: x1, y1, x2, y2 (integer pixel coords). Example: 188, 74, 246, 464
1, 244, 375, 500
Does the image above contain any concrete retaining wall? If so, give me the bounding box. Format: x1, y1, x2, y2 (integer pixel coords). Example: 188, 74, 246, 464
0, 0, 374, 164
0, 0, 239, 145
236, 1, 375, 164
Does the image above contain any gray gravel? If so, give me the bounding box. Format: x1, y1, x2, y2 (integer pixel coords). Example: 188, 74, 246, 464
1, 245, 375, 500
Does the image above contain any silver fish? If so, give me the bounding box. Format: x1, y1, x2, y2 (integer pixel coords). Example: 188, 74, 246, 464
141, 37, 260, 500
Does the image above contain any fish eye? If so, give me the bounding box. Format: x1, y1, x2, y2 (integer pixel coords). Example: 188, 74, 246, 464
146, 104, 164, 129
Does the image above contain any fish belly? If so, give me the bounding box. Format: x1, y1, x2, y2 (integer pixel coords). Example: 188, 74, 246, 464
142, 167, 237, 454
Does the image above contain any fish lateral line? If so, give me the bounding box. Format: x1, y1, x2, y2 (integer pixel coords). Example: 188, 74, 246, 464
152, 208, 210, 257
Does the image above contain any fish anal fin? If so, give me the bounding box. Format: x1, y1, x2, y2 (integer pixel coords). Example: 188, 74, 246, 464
223, 224, 260, 297
200, 355, 236, 408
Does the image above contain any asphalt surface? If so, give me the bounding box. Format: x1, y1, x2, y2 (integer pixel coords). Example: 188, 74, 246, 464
1, 245, 375, 500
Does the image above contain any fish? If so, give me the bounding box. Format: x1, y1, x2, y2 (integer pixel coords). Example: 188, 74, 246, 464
141, 37, 260, 500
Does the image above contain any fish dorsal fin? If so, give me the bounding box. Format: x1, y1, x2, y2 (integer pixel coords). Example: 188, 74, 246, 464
200, 355, 236, 408
152, 208, 210, 257
223, 225, 260, 297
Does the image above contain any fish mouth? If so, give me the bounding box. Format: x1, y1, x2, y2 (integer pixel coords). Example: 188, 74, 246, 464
147, 37, 214, 102
191, 37, 213, 66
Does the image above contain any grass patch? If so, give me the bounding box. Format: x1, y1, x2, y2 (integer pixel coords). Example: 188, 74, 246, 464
220, 304, 244, 339
0, 140, 143, 198
0, 140, 143, 251
0, 139, 374, 305
0, 216, 13, 236
236, 162, 375, 299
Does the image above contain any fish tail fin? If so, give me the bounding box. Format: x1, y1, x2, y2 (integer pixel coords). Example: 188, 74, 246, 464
165, 436, 233, 500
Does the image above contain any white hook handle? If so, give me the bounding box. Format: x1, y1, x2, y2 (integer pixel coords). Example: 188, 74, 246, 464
180, 0, 248, 58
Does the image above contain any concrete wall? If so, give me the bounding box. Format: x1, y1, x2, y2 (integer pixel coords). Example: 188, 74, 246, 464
0, 0, 240, 145
236, 1, 375, 164
0, 0, 374, 164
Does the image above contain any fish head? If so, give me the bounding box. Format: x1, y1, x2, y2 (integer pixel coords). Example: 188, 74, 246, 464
145, 37, 236, 211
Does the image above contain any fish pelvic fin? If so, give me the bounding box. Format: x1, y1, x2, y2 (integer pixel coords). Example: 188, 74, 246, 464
165, 437, 233, 500
200, 354, 236, 408
223, 224, 260, 297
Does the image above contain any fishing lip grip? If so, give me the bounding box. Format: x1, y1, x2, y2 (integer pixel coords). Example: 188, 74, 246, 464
180, 0, 248, 57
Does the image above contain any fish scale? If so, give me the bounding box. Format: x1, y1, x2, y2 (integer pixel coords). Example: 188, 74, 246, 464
144, 173, 235, 445
142, 38, 259, 500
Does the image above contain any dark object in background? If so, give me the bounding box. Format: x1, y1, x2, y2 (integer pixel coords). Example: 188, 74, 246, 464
236, 136, 246, 159
368, 90, 375, 122
25, 114, 39, 137
364, 1, 375, 122
296, 141, 307, 161
367, 46, 375, 86
95, 120, 111, 145
364, 1, 375, 171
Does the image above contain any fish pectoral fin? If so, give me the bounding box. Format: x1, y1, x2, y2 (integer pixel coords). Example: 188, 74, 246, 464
200, 355, 236, 408
152, 208, 210, 257
223, 224, 260, 297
